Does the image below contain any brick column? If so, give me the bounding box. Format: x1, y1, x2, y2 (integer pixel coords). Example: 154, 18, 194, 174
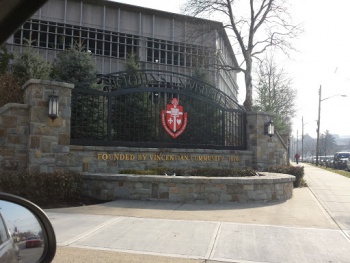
23, 79, 74, 173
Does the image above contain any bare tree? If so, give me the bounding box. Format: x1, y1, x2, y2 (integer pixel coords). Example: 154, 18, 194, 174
253, 54, 297, 134
183, 0, 301, 111
319, 131, 336, 156
303, 134, 316, 157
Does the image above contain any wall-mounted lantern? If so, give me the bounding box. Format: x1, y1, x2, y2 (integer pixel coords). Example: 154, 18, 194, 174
264, 120, 275, 137
48, 91, 59, 121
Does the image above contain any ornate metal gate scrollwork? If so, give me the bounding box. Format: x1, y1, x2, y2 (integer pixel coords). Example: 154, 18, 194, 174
71, 70, 246, 150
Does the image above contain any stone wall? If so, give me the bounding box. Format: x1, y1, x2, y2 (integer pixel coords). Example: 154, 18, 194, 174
66, 146, 254, 173
0, 103, 29, 171
82, 172, 295, 203
0, 80, 289, 173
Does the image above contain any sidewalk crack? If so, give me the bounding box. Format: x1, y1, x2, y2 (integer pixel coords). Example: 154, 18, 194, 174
206, 222, 222, 260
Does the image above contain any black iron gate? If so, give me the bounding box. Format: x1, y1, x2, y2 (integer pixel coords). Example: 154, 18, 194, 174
71, 70, 246, 150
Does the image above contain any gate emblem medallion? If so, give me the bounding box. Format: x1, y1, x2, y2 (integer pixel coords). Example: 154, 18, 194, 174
161, 98, 188, 139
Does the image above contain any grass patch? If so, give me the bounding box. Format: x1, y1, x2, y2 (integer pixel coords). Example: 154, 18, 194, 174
310, 164, 350, 178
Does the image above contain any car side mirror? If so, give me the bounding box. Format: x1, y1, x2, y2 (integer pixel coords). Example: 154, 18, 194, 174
0, 192, 56, 263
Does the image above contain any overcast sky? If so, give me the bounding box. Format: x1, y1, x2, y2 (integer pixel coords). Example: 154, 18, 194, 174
114, 0, 350, 137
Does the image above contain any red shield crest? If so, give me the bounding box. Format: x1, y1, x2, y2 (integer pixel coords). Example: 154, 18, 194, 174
161, 98, 188, 139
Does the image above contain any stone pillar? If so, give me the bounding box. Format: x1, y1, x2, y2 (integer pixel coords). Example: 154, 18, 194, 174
0, 103, 29, 171
23, 79, 74, 173
246, 111, 288, 170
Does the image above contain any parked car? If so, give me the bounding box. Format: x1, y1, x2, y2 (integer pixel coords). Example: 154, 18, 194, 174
319, 156, 326, 166
333, 152, 350, 170
304, 156, 312, 163
25, 236, 42, 248
325, 155, 335, 168
0, 212, 20, 263
310, 156, 317, 164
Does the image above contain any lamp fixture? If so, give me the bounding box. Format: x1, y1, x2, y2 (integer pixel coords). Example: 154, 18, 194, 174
264, 120, 275, 137
48, 90, 59, 121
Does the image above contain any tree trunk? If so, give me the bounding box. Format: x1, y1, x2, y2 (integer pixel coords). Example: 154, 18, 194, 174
243, 56, 253, 111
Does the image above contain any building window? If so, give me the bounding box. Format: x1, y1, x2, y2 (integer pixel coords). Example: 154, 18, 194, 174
12, 19, 213, 69
146, 38, 211, 68
13, 19, 138, 59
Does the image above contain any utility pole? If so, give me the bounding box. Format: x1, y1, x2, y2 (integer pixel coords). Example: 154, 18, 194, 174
315, 85, 347, 166
296, 130, 299, 155
302, 117, 304, 162
316, 86, 321, 166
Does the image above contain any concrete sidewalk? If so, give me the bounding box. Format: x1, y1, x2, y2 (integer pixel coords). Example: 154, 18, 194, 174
47, 163, 350, 263
304, 164, 350, 236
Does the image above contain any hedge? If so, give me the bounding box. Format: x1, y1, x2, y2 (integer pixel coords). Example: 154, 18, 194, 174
265, 165, 305, 187
0, 170, 84, 207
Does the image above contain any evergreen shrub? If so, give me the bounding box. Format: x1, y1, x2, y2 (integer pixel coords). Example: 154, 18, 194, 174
0, 73, 23, 107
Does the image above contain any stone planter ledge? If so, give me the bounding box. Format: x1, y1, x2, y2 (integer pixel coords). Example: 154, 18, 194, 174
83, 173, 295, 203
